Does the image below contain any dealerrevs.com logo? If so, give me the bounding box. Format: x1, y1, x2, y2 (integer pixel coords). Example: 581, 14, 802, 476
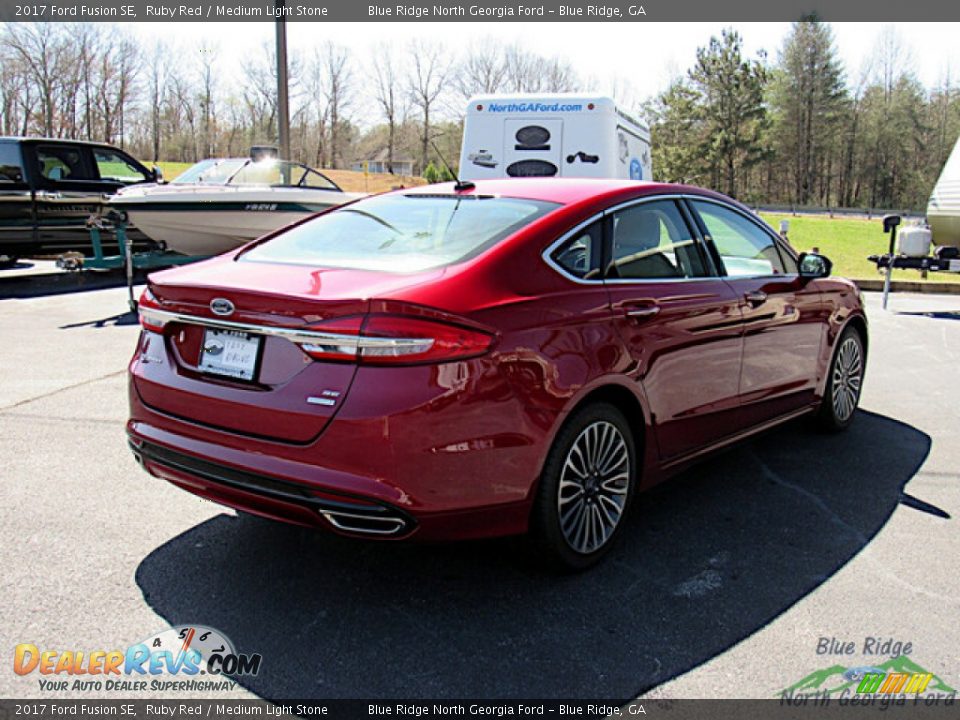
13, 625, 262, 693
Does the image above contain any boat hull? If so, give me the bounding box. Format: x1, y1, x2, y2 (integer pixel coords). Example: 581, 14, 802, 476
119, 204, 334, 256
110, 184, 363, 256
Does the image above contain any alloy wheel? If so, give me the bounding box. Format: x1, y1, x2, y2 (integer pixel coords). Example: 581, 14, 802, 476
832, 336, 863, 423
557, 420, 630, 555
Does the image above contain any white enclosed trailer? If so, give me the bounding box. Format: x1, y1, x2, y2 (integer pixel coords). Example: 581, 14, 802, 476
927, 135, 960, 248
459, 95, 652, 182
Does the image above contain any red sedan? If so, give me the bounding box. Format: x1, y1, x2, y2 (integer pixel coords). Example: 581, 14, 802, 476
128, 179, 867, 569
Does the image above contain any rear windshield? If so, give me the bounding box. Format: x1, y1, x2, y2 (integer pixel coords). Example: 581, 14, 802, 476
240, 194, 559, 273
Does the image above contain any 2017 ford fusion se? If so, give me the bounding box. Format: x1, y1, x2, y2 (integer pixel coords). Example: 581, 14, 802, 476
128, 179, 867, 570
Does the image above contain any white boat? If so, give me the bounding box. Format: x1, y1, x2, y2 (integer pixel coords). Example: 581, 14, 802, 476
927, 137, 960, 248
110, 157, 364, 256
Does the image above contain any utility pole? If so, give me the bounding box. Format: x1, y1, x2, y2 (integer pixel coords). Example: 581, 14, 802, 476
275, 0, 291, 161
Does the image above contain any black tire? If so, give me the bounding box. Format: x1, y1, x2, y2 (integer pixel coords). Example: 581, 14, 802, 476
816, 326, 865, 432
528, 402, 637, 571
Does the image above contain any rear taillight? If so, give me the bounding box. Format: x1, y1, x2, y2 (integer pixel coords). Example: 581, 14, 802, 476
301, 315, 494, 365
138, 288, 168, 334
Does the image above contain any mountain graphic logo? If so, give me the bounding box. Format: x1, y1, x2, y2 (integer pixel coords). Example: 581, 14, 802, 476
780, 656, 956, 697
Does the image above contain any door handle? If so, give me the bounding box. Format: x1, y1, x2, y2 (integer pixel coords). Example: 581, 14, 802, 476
744, 290, 767, 307
624, 304, 660, 319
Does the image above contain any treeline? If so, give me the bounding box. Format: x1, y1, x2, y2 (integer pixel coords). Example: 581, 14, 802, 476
0, 23, 578, 177
2, 20, 958, 210
646, 21, 960, 211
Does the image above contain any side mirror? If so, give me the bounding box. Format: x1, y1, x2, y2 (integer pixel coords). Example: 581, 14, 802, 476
798, 252, 832, 279
151, 165, 164, 183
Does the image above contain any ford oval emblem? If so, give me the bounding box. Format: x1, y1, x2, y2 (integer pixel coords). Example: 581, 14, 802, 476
210, 298, 235, 316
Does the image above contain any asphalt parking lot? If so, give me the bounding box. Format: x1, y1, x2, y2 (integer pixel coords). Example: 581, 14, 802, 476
1, 272, 957, 701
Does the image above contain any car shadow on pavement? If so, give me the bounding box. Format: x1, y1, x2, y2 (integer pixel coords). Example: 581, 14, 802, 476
135, 410, 932, 701
59, 310, 139, 329
0, 268, 147, 300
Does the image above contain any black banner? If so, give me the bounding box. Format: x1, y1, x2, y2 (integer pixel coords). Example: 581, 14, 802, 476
1, 0, 960, 22
1, 699, 959, 719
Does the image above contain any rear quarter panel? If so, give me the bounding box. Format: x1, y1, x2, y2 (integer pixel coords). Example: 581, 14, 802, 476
812, 276, 867, 396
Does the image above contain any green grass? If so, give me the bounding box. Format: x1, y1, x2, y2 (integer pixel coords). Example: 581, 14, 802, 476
760, 212, 960, 283
151, 161, 193, 181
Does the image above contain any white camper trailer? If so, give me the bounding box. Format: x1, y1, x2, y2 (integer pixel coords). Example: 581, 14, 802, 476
927, 135, 960, 248
459, 95, 652, 182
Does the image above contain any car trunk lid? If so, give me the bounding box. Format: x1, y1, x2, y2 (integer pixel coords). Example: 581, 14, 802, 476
132, 260, 447, 443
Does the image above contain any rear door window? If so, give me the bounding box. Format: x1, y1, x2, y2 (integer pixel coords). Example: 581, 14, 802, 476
609, 200, 709, 279
35, 145, 95, 182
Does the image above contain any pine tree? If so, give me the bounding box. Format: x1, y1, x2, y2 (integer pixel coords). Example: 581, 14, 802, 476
769, 17, 848, 205
687, 29, 768, 198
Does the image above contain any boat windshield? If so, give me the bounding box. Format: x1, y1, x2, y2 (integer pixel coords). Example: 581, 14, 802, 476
170, 158, 341, 191
239, 194, 559, 273
229, 160, 341, 191
171, 159, 246, 185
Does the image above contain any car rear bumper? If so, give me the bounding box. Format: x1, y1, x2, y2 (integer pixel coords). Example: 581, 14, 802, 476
126, 414, 537, 542
131, 437, 418, 537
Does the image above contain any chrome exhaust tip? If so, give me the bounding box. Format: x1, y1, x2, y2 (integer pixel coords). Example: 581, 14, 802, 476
318, 507, 411, 536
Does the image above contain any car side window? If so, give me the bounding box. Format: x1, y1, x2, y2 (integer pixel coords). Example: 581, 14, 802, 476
690, 200, 786, 277
0, 144, 25, 183
551, 220, 603, 280
93, 149, 149, 183
36, 146, 94, 182
609, 200, 707, 280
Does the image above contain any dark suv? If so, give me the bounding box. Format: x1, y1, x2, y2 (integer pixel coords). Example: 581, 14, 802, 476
0, 137, 158, 266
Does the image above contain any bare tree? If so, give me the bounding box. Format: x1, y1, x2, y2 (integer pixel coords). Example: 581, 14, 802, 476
455, 39, 507, 103
303, 47, 329, 167
503, 44, 579, 93
870, 25, 915, 99
407, 40, 450, 173
146, 42, 170, 162
241, 42, 280, 150
241, 41, 303, 154
319, 42, 351, 168
168, 67, 198, 160
0, 36, 30, 135
198, 43, 219, 158
114, 37, 139, 148
373, 43, 404, 173
5, 24, 67, 136
76, 24, 102, 138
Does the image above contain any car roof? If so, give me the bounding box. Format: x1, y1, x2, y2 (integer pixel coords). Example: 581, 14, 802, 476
401, 178, 732, 207
0, 136, 127, 149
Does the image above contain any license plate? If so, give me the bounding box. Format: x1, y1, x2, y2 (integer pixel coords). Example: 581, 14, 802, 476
199, 329, 262, 381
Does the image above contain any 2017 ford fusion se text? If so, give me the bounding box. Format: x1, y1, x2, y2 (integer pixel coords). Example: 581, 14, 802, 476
127, 178, 867, 569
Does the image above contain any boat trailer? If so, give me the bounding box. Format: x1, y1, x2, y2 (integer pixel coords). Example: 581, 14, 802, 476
868, 214, 960, 309
56, 210, 209, 311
